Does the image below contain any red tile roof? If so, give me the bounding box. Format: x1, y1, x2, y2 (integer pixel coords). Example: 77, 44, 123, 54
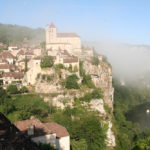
25, 51, 34, 55
0, 59, 8, 64
63, 57, 78, 63
14, 117, 69, 138
0, 112, 41, 150
0, 64, 12, 69
57, 33, 79, 38
14, 118, 52, 137
17, 50, 25, 55
45, 122, 69, 138
0, 51, 15, 59
2, 72, 24, 79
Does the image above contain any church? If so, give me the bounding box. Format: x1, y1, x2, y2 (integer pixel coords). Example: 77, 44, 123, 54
46, 23, 81, 54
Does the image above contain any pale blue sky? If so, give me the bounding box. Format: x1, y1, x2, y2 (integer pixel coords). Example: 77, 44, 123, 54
1, 0, 150, 44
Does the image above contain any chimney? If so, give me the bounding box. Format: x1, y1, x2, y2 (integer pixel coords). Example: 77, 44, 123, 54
27, 124, 34, 136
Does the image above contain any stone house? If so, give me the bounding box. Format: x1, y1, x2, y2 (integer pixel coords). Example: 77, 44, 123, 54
63, 57, 79, 70
0, 64, 18, 72
17, 50, 34, 61
0, 72, 24, 85
14, 117, 70, 150
8, 45, 18, 51
0, 112, 41, 150
0, 51, 15, 64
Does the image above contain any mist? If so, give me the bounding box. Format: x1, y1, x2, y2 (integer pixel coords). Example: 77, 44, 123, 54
85, 40, 150, 82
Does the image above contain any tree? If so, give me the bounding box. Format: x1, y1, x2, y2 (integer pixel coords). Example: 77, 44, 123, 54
0, 88, 8, 104
82, 74, 95, 88
6, 84, 19, 94
40, 56, 54, 68
65, 74, 79, 89
20, 86, 28, 93
25, 56, 28, 72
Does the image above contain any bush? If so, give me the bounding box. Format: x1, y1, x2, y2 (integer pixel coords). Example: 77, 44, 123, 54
20, 86, 28, 93
82, 74, 95, 88
80, 89, 103, 102
39, 143, 57, 150
40, 56, 54, 68
7, 84, 19, 94
79, 61, 85, 77
92, 56, 100, 66
65, 74, 79, 89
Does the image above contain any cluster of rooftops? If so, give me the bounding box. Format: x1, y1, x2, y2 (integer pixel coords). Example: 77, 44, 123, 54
0, 112, 69, 150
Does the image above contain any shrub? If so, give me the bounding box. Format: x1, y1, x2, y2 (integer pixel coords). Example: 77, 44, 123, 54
79, 61, 85, 77
65, 74, 79, 89
40, 56, 54, 68
7, 84, 19, 94
82, 74, 95, 88
92, 88, 103, 99
80, 89, 103, 102
20, 86, 28, 93
92, 56, 100, 66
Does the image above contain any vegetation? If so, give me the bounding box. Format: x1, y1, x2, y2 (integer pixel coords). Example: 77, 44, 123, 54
6, 84, 19, 94
65, 74, 79, 89
51, 105, 107, 150
39, 143, 57, 150
0, 23, 44, 45
92, 56, 100, 66
79, 88, 103, 102
79, 61, 85, 77
25, 56, 28, 72
0, 91, 55, 122
82, 74, 95, 88
113, 78, 150, 150
20, 86, 28, 93
41, 56, 54, 68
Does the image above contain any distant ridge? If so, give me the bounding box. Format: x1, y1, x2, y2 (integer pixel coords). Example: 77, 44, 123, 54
0, 23, 45, 45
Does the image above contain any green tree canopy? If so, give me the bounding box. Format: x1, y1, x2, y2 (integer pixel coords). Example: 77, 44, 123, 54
40, 56, 54, 68
65, 74, 79, 89
6, 84, 19, 94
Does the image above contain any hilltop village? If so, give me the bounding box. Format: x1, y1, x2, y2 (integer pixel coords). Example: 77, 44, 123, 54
0, 23, 115, 150
0, 23, 96, 87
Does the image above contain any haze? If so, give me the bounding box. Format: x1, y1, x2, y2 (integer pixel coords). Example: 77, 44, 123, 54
1, 0, 150, 80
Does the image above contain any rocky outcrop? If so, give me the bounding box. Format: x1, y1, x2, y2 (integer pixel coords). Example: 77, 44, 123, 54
83, 61, 114, 107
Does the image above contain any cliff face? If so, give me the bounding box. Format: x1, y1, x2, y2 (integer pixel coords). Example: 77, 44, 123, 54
32, 56, 116, 147
83, 60, 114, 107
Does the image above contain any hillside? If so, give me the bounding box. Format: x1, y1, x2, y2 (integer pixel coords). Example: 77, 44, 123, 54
0, 23, 45, 45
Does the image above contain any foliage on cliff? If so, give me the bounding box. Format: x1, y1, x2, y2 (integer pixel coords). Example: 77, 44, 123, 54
51, 104, 107, 150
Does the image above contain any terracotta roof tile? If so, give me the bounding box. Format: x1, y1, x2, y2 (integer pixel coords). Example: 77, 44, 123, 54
45, 122, 69, 138
14, 118, 52, 137
2, 72, 24, 79
0, 51, 15, 59
63, 57, 78, 63
57, 33, 79, 38
0, 112, 41, 150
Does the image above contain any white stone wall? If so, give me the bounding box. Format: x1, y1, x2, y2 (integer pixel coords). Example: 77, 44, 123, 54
46, 25, 81, 53
0, 68, 10, 72
32, 134, 56, 147
63, 62, 79, 69
56, 136, 70, 150
33, 48, 41, 56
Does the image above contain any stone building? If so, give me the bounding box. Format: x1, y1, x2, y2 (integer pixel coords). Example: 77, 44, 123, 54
46, 23, 81, 54
15, 117, 70, 150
